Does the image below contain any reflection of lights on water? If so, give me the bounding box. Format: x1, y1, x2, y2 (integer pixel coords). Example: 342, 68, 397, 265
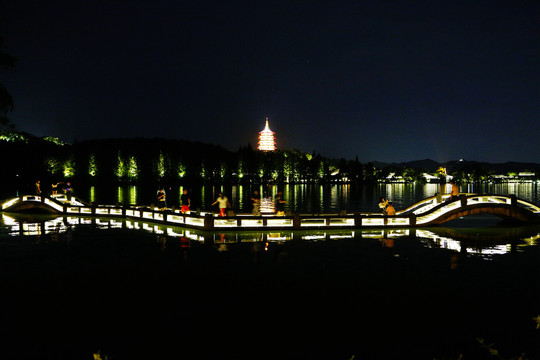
267, 233, 292, 241
1, 214, 538, 259
1, 216, 196, 239
129, 186, 137, 205
185, 231, 203, 241
2, 214, 18, 226
416, 229, 525, 256
329, 232, 354, 240
110, 220, 123, 229
523, 233, 540, 246
166, 228, 183, 237
302, 234, 327, 241
89, 186, 96, 203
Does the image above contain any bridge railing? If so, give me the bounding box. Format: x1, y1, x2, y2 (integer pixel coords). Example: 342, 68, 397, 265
517, 199, 540, 214
3, 193, 540, 229
415, 199, 463, 225
466, 194, 540, 214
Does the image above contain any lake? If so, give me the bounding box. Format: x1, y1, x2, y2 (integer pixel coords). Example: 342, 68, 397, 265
0, 182, 539, 359
4, 181, 540, 213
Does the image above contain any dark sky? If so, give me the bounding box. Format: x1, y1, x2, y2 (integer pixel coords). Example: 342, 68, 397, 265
1, 0, 539, 163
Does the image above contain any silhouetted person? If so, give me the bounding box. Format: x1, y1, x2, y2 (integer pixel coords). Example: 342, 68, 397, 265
157, 188, 167, 210
379, 197, 388, 215
386, 202, 396, 215
449, 181, 459, 201
180, 189, 191, 213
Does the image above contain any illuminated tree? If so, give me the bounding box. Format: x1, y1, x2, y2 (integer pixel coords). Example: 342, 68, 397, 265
127, 156, 139, 181
283, 154, 293, 183
46, 157, 62, 176
199, 161, 207, 179
63, 157, 76, 178
88, 154, 98, 177
318, 160, 325, 179
237, 159, 245, 179
115, 151, 126, 180
177, 162, 186, 179
219, 161, 227, 179
154, 151, 170, 180
43, 137, 66, 146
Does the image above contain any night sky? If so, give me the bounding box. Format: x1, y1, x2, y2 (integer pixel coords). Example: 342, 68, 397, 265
1, 0, 539, 163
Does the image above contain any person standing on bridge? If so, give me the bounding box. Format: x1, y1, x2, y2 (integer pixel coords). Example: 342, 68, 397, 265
449, 181, 459, 201
157, 187, 167, 210
386, 202, 396, 216
180, 189, 191, 214
379, 197, 389, 215
212, 193, 230, 217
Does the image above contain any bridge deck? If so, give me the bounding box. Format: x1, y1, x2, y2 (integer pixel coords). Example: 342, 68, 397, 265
2, 193, 540, 230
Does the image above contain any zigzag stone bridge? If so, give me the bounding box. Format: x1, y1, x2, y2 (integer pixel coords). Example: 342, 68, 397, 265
2, 193, 540, 230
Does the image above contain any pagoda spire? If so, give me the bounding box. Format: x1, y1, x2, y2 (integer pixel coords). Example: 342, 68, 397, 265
257, 117, 276, 151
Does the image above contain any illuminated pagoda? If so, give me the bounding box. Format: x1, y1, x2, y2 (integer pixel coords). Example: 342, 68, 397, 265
257, 117, 276, 151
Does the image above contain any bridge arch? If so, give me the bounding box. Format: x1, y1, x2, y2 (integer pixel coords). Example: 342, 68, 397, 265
1, 195, 88, 214
413, 195, 540, 226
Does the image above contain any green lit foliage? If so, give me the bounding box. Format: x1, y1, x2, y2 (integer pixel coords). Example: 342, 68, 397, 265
46, 157, 62, 175
127, 156, 139, 180
88, 154, 98, 177
177, 162, 186, 178
63, 157, 76, 178
199, 161, 207, 179
154, 151, 171, 180
219, 161, 227, 179
237, 159, 244, 179
43, 136, 67, 146
156, 151, 166, 178
318, 160, 326, 179
283, 156, 294, 182
115, 151, 126, 180
400, 167, 425, 183
0, 131, 27, 143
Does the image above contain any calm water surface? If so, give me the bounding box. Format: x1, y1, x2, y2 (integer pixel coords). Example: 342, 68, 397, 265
1, 211, 539, 360
1, 182, 539, 359
4, 182, 539, 212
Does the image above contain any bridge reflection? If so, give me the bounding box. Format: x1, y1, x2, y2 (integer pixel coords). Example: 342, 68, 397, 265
2, 214, 539, 258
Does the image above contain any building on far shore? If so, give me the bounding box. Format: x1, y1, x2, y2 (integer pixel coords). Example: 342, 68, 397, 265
257, 117, 276, 151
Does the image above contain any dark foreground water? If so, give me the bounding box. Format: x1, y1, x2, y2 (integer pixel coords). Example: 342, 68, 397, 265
1, 214, 539, 360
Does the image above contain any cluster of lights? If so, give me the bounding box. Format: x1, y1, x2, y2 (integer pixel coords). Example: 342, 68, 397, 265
257, 117, 276, 151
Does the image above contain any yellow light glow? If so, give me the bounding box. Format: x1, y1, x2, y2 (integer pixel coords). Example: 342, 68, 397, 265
257, 117, 276, 151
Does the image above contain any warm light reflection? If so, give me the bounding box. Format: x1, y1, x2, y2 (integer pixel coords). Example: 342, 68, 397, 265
1, 214, 538, 259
